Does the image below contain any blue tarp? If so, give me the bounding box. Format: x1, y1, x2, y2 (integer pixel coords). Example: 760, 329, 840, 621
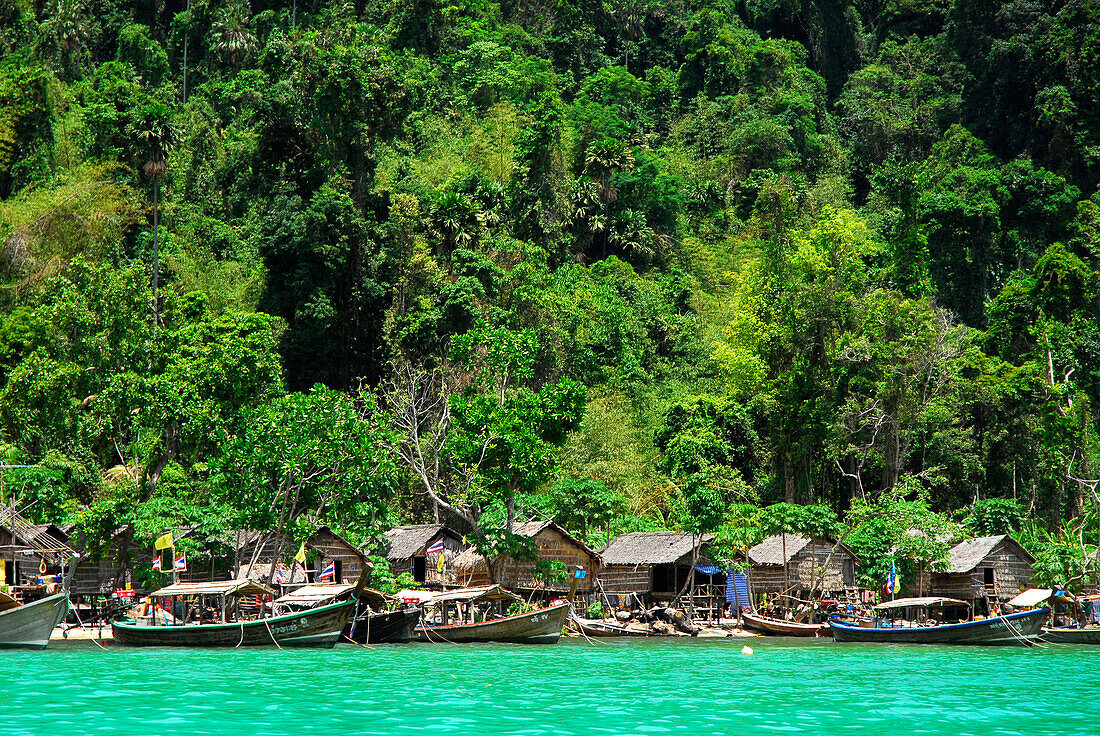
726, 571, 750, 608
694, 565, 724, 576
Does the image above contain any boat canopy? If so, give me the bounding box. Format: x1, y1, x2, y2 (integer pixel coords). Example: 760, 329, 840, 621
429, 585, 521, 604
149, 579, 275, 597
276, 584, 389, 606
874, 596, 968, 611
1007, 588, 1053, 607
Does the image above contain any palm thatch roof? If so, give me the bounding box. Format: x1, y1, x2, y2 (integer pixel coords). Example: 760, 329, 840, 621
747, 534, 813, 565
510, 519, 601, 560
451, 547, 488, 574
382, 524, 448, 561
748, 534, 861, 566
944, 535, 1034, 573
599, 532, 715, 566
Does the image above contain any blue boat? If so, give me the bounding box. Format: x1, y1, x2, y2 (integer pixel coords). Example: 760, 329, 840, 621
829, 597, 1047, 645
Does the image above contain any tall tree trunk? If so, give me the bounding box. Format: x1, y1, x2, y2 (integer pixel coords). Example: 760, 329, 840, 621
181, 0, 190, 103
152, 178, 160, 324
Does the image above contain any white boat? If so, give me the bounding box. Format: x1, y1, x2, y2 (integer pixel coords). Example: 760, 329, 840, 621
0, 588, 69, 650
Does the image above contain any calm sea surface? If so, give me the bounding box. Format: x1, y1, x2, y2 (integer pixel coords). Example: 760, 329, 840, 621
2, 637, 1097, 735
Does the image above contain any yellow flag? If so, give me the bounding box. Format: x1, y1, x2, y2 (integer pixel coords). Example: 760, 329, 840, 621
154, 531, 174, 550
294, 542, 307, 565
437, 553, 446, 573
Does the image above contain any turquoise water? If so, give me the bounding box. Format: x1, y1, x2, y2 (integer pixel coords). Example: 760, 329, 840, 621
2, 638, 1098, 735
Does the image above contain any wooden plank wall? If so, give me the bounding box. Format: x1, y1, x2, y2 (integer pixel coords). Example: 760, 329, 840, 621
750, 543, 856, 594
598, 564, 651, 594
308, 529, 365, 585
498, 528, 597, 593
930, 541, 1034, 601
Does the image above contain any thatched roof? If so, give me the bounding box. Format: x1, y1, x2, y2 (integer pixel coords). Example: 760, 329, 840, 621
451, 547, 488, 573
747, 534, 812, 565
944, 535, 1034, 573
510, 519, 601, 560
748, 534, 861, 566
382, 524, 448, 561
600, 532, 715, 566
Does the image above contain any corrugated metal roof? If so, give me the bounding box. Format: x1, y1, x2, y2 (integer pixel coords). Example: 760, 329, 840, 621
599, 532, 714, 566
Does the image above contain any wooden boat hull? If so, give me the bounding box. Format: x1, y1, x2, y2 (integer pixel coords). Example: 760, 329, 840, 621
417, 602, 569, 644
742, 612, 827, 637
1042, 626, 1100, 644
347, 608, 421, 644
571, 615, 651, 637
112, 599, 353, 648
829, 609, 1048, 645
0, 592, 69, 650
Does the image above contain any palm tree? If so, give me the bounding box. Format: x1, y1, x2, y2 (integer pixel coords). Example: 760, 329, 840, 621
211, 1, 258, 68
583, 139, 635, 258
127, 102, 177, 324
40, 0, 87, 79
430, 191, 484, 254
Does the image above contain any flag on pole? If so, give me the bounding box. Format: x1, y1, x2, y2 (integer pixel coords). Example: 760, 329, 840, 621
174, 553, 187, 572
886, 561, 897, 596
154, 531, 174, 550
152, 555, 162, 571
274, 566, 287, 585
319, 562, 335, 581
294, 542, 307, 565
426, 538, 444, 555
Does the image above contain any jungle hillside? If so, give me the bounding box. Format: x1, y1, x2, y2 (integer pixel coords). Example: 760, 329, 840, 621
3, 0, 1100, 590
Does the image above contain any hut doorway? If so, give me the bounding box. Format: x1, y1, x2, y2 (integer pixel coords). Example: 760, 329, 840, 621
652, 564, 675, 594
413, 557, 426, 583
983, 567, 995, 595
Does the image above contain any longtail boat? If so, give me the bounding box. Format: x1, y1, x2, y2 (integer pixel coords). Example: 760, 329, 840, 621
111, 578, 353, 648
571, 613, 651, 637
0, 588, 69, 649
741, 611, 828, 637
1042, 627, 1100, 644
275, 582, 421, 643
829, 597, 1047, 645
414, 585, 569, 644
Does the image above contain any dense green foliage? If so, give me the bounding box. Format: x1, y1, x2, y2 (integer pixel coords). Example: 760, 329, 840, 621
3, 0, 1100, 590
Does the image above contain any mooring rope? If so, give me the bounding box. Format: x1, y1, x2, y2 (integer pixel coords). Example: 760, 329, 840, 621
68, 603, 111, 652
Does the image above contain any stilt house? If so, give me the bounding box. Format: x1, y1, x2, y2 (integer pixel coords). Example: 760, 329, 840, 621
234, 527, 368, 585
747, 534, 859, 603
597, 531, 717, 606
930, 535, 1034, 604
381, 524, 467, 586
451, 520, 600, 595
